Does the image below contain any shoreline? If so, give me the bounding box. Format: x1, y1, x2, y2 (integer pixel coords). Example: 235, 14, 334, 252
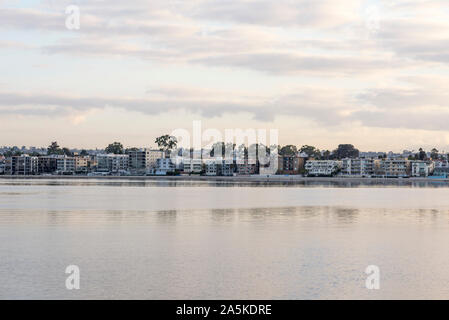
1, 174, 449, 185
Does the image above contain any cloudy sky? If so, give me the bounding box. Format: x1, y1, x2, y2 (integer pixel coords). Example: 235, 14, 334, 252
1, 0, 449, 151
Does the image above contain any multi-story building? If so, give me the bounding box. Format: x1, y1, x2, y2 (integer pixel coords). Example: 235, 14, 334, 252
38, 156, 58, 174
183, 158, 203, 174
154, 158, 175, 175
0, 157, 5, 174
75, 156, 90, 174
127, 149, 164, 173
97, 154, 129, 173
341, 158, 375, 177
5, 155, 39, 175
433, 161, 449, 177
56, 156, 76, 174
205, 159, 233, 176
237, 159, 258, 175
410, 161, 429, 177
277, 156, 304, 175
305, 160, 341, 177
376, 159, 410, 177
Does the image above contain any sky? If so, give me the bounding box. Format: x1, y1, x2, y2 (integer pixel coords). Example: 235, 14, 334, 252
1, 0, 449, 152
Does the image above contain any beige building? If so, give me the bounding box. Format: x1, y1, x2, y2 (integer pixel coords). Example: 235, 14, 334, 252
127, 149, 164, 173
375, 159, 410, 177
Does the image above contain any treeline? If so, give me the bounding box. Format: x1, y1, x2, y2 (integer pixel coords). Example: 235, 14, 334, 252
1, 137, 447, 161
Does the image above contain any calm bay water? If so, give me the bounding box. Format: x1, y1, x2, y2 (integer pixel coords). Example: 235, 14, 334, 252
1, 178, 449, 299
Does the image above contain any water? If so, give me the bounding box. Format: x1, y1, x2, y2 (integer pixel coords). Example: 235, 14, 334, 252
1, 178, 449, 299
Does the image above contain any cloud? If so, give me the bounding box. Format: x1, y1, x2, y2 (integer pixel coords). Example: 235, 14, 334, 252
191, 52, 406, 75
0, 87, 347, 124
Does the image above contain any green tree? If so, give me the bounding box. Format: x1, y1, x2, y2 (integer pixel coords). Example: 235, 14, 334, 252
80, 149, 88, 156
333, 144, 359, 159
105, 142, 124, 154
47, 141, 63, 155
155, 135, 178, 152
431, 148, 439, 160
62, 147, 73, 156
321, 150, 331, 160
299, 145, 321, 158
279, 145, 297, 156
417, 148, 427, 161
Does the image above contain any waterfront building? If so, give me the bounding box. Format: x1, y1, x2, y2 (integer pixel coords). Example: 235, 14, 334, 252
341, 158, 375, 177
183, 158, 203, 174
277, 156, 304, 175
154, 158, 175, 175
376, 159, 410, 177
75, 156, 90, 174
97, 154, 129, 173
305, 160, 341, 177
204, 158, 233, 176
0, 158, 5, 174
433, 161, 449, 177
56, 156, 76, 174
410, 161, 430, 177
5, 155, 39, 175
38, 156, 58, 174
127, 149, 164, 174
237, 159, 258, 175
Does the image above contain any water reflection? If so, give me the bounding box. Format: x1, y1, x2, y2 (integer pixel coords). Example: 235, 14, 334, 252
2, 177, 449, 188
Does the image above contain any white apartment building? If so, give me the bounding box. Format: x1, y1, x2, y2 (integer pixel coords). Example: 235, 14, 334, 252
305, 160, 341, 177
183, 158, 203, 174
97, 154, 129, 173
154, 158, 175, 175
205, 159, 233, 176
410, 161, 429, 177
341, 158, 374, 177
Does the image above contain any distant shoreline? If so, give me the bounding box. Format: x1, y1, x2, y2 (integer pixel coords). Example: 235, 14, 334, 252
1, 175, 449, 185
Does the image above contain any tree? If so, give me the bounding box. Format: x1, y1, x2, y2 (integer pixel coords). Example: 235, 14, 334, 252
47, 142, 63, 155
417, 148, 427, 161
333, 144, 359, 159
299, 145, 321, 158
279, 145, 297, 156
62, 147, 73, 156
80, 149, 88, 156
105, 142, 124, 154
321, 150, 331, 160
155, 135, 178, 152
431, 148, 439, 160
